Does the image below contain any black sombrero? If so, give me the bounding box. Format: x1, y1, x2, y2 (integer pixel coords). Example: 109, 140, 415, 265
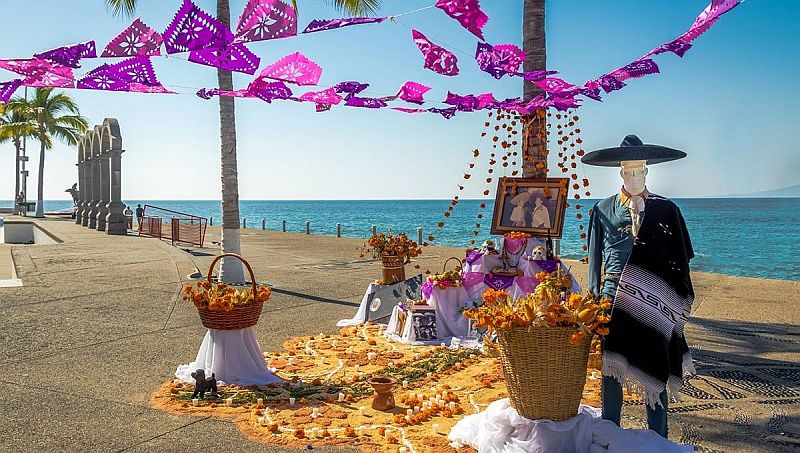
581, 134, 686, 167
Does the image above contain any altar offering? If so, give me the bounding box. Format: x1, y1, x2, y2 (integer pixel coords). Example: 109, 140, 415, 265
463, 272, 611, 421
365, 232, 422, 285
182, 253, 272, 330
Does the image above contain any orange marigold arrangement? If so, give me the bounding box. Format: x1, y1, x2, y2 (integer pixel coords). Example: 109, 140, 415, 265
182, 279, 272, 312
364, 232, 422, 259
503, 231, 532, 239
463, 271, 611, 345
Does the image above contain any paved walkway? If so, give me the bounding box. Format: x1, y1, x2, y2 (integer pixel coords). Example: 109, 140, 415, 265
0, 217, 797, 452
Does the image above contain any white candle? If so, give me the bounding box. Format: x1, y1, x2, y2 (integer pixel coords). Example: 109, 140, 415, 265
257, 398, 264, 405
387, 361, 394, 367
432, 423, 440, 434
440, 342, 447, 347
225, 397, 233, 407
417, 393, 424, 400
406, 409, 413, 417
257, 416, 264, 425
310, 427, 319, 437
338, 392, 345, 402
192, 398, 199, 406
426, 372, 432, 378
448, 402, 456, 410
354, 364, 360, 371
269, 367, 277, 373
359, 406, 367, 416
404, 415, 411, 422
414, 353, 421, 359
402, 380, 408, 389
367, 352, 377, 361
400, 448, 408, 453
289, 397, 296, 406
312, 408, 320, 418
288, 357, 295, 364
469, 354, 476, 359
414, 406, 420, 414
172, 378, 182, 385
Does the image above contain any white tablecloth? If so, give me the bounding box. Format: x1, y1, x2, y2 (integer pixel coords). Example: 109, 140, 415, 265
337, 282, 383, 327
385, 285, 474, 344
176, 327, 281, 386
449, 399, 693, 453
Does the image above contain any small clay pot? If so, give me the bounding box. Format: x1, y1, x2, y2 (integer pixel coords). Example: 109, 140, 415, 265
367, 376, 397, 411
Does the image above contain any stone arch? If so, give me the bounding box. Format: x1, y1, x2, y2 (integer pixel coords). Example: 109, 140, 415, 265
100, 118, 122, 154
91, 126, 103, 157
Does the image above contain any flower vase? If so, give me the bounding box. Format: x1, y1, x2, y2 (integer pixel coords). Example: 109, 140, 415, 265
381, 254, 406, 284
367, 376, 397, 411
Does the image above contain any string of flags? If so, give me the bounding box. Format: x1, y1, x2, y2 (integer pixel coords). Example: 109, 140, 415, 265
0, 0, 742, 119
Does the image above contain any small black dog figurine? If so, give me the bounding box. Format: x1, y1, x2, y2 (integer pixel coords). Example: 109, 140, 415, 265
190, 369, 218, 399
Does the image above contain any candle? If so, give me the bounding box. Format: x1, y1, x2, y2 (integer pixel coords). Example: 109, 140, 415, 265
257, 416, 264, 426
269, 367, 277, 373
192, 398, 199, 406
469, 354, 476, 359
448, 402, 456, 410
367, 352, 377, 361
289, 397, 296, 406
338, 392, 345, 402
172, 378, 182, 385
311, 427, 319, 438
417, 393, 424, 400
440, 342, 447, 348
387, 361, 394, 368
426, 372, 432, 378
404, 415, 411, 422
312, 408, 320, 418
354, 364, 360, 371
406, 409, 413, 417
225, 397, 233, 407
359, 406, 367, 416
432, 423, 440, 434
414, 406, 420, 414
257, 398, 264, 405
402, 380, 408, 389
400, 448, 408, 453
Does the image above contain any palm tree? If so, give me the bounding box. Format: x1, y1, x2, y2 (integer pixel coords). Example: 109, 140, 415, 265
0, 102, 36, 205
522, 0, 547, 178
10, 89, 89, 218
106, 0, 382, 282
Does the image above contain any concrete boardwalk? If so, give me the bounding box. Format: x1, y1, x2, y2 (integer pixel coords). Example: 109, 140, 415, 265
0, 217, 798, 452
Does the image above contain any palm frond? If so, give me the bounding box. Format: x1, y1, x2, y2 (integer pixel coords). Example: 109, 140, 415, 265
106, 0, 138, 17
326, 0, 381, 16
50, 125, 82, 147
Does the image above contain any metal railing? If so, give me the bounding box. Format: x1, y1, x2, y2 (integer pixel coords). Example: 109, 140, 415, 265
138, 205, 207, 247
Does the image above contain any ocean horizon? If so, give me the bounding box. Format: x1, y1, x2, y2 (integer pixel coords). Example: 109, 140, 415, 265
4, 197, 798, 282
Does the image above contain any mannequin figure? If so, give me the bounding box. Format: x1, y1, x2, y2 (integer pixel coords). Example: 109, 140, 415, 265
583, 135, 695, 438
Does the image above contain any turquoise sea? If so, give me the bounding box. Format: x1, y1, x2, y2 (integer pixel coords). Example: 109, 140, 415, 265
7, 198, 799, 281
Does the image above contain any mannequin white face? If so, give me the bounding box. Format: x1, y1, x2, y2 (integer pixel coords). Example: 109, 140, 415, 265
620, 160, 648, 195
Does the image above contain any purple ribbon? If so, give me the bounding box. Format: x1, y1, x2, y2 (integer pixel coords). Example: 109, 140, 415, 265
534, 260, 560, 274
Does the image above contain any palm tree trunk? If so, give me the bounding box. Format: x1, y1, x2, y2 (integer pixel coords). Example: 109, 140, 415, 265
13, 139, 20, 207
35, 135, 45, 218
217, 0, 245, 283
521, 0, 547, 178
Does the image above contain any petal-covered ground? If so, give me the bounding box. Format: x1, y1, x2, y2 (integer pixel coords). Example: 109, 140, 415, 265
152, 323, 605, 452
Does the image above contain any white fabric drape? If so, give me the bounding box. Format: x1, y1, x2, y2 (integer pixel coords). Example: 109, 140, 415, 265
176, 327, 282, 386
337, 282, 382, 327
449, 399, 693, 453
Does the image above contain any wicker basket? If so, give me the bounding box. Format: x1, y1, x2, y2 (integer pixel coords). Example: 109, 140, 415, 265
196, 253, 263, 330
496, 326, 592, 421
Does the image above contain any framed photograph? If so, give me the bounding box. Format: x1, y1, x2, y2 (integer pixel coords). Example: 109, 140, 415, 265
490, 177, 569, 239
411, 306, 438, 341
394, 308, 407, 337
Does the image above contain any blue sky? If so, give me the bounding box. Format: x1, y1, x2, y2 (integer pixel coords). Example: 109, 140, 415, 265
0, 0, 797, 201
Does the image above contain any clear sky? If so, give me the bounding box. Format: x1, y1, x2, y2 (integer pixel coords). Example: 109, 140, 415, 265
0, 0, 797, 201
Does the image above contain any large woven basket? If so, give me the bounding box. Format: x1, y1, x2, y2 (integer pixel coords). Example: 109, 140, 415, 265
196, 253, 263, 330
496, 326, 592, 421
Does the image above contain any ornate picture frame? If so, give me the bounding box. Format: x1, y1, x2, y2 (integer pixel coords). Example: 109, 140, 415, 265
490, 177, 569, 239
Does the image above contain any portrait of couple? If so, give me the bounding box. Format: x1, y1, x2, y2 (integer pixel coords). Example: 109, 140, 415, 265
491, 177, 569, 239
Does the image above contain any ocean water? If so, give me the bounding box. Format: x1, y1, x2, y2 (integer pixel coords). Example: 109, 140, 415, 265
6, 198, 799, 281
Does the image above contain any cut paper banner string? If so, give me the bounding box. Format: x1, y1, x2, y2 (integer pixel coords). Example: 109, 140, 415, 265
345, 96, 387, 108
396, 81, 431, 104
475, 42, 524, 79
189, 43, 261, 75
0, 79, 22, 103
444, 91, 478, 111
23, 71, 75, 88
102, 18, 164, 57
334, 81, 368, 96
258, 52, 322, 86
77, 57, 162, 92
163, 0, 233, 54
435, 0, 489, 40
302, 17, 386, 34
34, 41, 96, 69
248, 80, 293, 102
412, 29, 459, 76
234, 0, 297, 44
298, 87, 342, 105
0, 58, 76, 88
608, 59, 660, 82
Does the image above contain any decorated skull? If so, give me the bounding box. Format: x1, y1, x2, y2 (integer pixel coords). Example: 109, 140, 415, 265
530, 245, 546, 261
479, 240, 498, 255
